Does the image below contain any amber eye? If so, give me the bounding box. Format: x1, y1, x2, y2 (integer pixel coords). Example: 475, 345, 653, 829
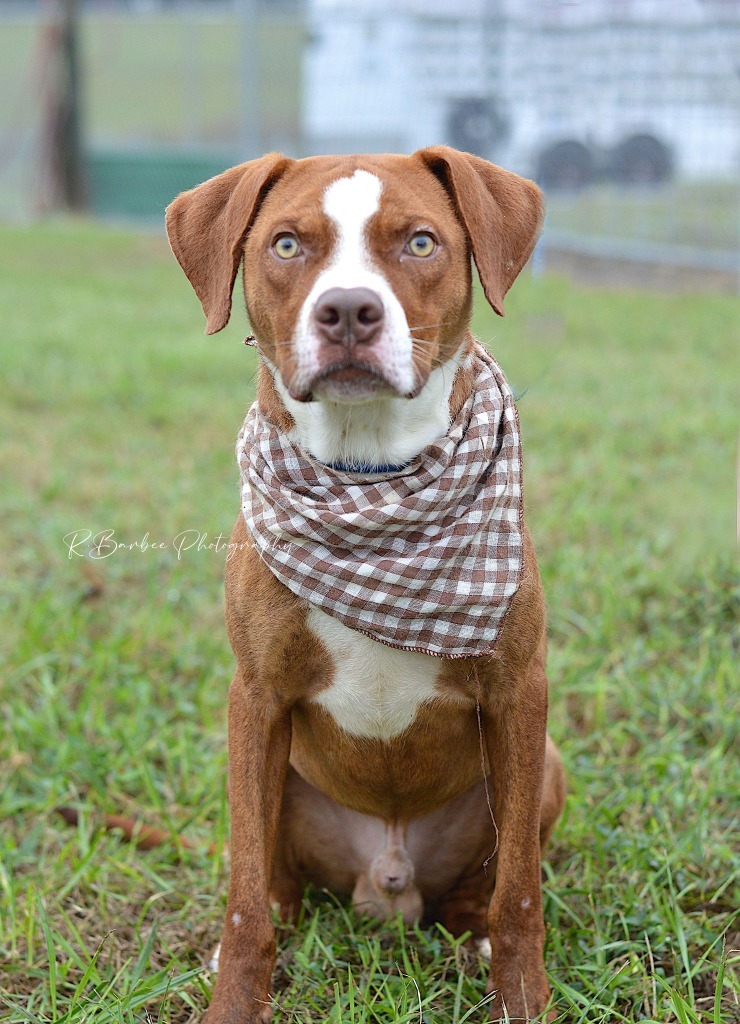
407, 232, 436, 258
273, 234, 301, 259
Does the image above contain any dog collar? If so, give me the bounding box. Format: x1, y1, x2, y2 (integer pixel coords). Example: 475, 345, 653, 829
324, 461, 407, 475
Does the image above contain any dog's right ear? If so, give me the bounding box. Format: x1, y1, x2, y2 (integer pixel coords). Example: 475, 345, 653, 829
165, 153, 292, 335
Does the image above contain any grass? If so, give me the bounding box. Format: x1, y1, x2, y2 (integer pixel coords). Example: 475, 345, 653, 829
545, 182, 739, 253
0, 219, 737, 1022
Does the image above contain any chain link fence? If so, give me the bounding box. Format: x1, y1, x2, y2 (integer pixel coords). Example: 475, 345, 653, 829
1, 0, 737, 285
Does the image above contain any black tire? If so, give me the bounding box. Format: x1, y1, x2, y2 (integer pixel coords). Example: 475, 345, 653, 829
445, 98, 509, 156
609, 134, 673, 185
536, 140, 595, 191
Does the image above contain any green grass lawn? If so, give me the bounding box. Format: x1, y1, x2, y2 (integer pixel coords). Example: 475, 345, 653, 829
0, 220, 737, 1022
545, 182, 739, 253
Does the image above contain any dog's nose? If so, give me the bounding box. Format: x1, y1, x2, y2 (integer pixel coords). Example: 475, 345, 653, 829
313, 287, 384, 347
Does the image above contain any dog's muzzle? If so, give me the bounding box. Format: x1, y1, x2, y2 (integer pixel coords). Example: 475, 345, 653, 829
294, 286, 401, 403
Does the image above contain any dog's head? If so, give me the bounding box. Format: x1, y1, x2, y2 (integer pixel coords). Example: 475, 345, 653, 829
166, 147, 542, 408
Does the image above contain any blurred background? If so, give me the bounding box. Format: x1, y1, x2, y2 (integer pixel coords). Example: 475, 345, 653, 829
1, 0, 738, 288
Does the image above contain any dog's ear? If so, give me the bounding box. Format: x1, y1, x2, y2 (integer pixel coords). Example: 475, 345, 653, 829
165, 153, 292, 334
414, 145, 543, 317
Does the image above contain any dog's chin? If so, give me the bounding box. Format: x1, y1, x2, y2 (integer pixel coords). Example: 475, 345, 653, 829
315, 367, 394, 404
293, 365, 405, 405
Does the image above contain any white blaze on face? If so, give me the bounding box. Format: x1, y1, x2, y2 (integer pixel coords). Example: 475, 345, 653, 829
291, 169, 415, 398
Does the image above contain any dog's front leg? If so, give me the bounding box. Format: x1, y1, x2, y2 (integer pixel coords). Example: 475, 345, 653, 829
205, 670, 292, 1024
483, 657, 554, 1023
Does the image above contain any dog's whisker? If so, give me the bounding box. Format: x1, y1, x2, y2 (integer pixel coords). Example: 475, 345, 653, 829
408, 338, 440, 350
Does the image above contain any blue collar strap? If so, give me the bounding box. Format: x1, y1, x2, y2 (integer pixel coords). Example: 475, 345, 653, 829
325, 461, 406, 474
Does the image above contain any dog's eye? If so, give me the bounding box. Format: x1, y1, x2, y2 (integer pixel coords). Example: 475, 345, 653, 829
407, 232, 436, 258
273, 234, 301, 259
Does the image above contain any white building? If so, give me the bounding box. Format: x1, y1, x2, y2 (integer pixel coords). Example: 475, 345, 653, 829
303, 0, 740, 183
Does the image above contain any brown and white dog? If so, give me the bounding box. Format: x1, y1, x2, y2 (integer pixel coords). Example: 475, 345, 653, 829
165, 146, 566, 1023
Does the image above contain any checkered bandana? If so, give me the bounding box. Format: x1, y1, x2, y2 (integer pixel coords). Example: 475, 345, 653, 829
237, 345, 523, 658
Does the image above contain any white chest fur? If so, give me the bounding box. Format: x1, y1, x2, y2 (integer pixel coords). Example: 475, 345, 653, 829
307, 607, 441, 741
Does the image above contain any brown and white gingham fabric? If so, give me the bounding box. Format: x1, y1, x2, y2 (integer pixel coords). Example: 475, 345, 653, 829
237, 344, 523, 658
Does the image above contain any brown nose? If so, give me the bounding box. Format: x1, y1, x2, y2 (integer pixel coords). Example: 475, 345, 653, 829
313, 287, 384, 348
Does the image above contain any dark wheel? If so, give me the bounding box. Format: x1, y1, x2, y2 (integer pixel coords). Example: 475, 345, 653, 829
536, 140, 595, 191
609, 134, 673, 185
445, 98, 509, 156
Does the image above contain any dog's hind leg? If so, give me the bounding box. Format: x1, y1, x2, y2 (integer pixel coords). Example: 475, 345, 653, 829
540, 733, 566, 853
269, 767, 340, 922
431, 733, 564, 951
269, 766, 385, 905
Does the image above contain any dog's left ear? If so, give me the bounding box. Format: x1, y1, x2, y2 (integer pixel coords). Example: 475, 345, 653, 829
166, 153, 292, 334
414, 145, 543, 317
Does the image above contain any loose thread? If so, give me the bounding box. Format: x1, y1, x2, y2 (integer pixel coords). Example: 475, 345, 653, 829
474, 663, 499, 872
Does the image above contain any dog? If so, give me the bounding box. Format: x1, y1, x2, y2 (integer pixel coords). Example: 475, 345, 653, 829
165, 145, 566, 1023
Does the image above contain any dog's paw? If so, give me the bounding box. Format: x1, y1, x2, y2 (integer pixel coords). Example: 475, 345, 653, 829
203, 1009, 272, 1024
486, 956, 554, 1022
475, 937, 492, 961
207, 942, 220, 973
203, 991, 272, 1024
486, 976, 555, 1023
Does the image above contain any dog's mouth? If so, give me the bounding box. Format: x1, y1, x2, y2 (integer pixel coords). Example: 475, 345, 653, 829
289, 360, 408, 404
